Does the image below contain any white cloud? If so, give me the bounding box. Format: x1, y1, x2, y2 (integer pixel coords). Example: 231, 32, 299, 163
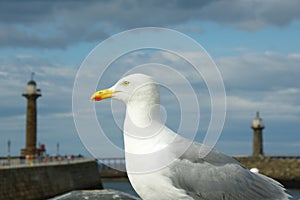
0, 71, 8, 76
216, 51, 300, 90
50, 112, 74, 118
0, 0, 300, 48
288, 53, 300, 59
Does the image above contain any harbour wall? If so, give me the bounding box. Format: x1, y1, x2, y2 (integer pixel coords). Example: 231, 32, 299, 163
0, 159, 102, 200
235, 156, 300, 188
98, 157, 300, 188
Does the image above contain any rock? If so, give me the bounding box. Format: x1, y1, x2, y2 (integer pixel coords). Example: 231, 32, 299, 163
49, 189, 140, 200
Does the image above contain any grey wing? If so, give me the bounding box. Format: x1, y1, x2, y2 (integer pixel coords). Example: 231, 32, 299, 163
168, 142, 290, 200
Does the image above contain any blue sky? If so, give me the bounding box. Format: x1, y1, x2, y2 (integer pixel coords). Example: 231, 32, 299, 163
0, 0, 300, 157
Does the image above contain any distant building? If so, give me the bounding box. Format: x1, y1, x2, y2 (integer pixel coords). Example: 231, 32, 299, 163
251, 112, 265, 157
21, 74, 42, 157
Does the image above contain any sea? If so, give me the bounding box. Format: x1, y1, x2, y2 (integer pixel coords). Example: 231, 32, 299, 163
103, 180, 300, 199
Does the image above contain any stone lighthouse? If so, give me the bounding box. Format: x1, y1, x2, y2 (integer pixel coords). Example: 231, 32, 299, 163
21, 73, 42, 157
251, 112, 265, 157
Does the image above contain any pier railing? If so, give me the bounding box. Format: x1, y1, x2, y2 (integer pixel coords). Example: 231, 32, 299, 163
0, 156, 95, 169
98, 157, 127, 179
98, 157, 126, 171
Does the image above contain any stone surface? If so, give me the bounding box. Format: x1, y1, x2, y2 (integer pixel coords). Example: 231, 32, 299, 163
22, 93, 41, 157
252, 129, 264, 156
235, 157, 300, 188
49, 190, 140, 200
0, 160, 102, 200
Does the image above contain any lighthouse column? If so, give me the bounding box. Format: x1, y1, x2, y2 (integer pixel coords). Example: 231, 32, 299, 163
251, 112, 265, 157
21, 75, 41, 157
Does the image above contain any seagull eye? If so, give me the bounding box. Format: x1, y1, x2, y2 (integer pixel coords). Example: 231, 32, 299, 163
122, 81, 130, 86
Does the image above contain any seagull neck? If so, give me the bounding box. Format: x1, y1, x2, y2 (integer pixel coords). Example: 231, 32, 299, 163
126, 99, 161, 127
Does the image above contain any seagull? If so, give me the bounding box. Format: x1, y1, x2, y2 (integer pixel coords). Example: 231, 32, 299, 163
91, 73, 290, 200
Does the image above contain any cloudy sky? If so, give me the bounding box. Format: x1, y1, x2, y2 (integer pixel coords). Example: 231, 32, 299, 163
1, 0, 300, 157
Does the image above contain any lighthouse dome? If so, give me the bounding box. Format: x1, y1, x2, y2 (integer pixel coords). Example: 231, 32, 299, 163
251, 112, 265, 129
27, 80, 36, 85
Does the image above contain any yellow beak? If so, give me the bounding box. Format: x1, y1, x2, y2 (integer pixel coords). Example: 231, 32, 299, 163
90, 88, 115, 101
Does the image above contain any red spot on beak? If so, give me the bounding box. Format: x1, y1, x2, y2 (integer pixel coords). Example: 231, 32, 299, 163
94, 95, 102, 101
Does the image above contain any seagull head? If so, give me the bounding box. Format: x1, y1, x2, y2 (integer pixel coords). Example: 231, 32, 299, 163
91, 73, 159, 104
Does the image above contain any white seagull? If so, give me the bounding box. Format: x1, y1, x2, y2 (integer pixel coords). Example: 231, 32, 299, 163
91, 73, 290, 200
